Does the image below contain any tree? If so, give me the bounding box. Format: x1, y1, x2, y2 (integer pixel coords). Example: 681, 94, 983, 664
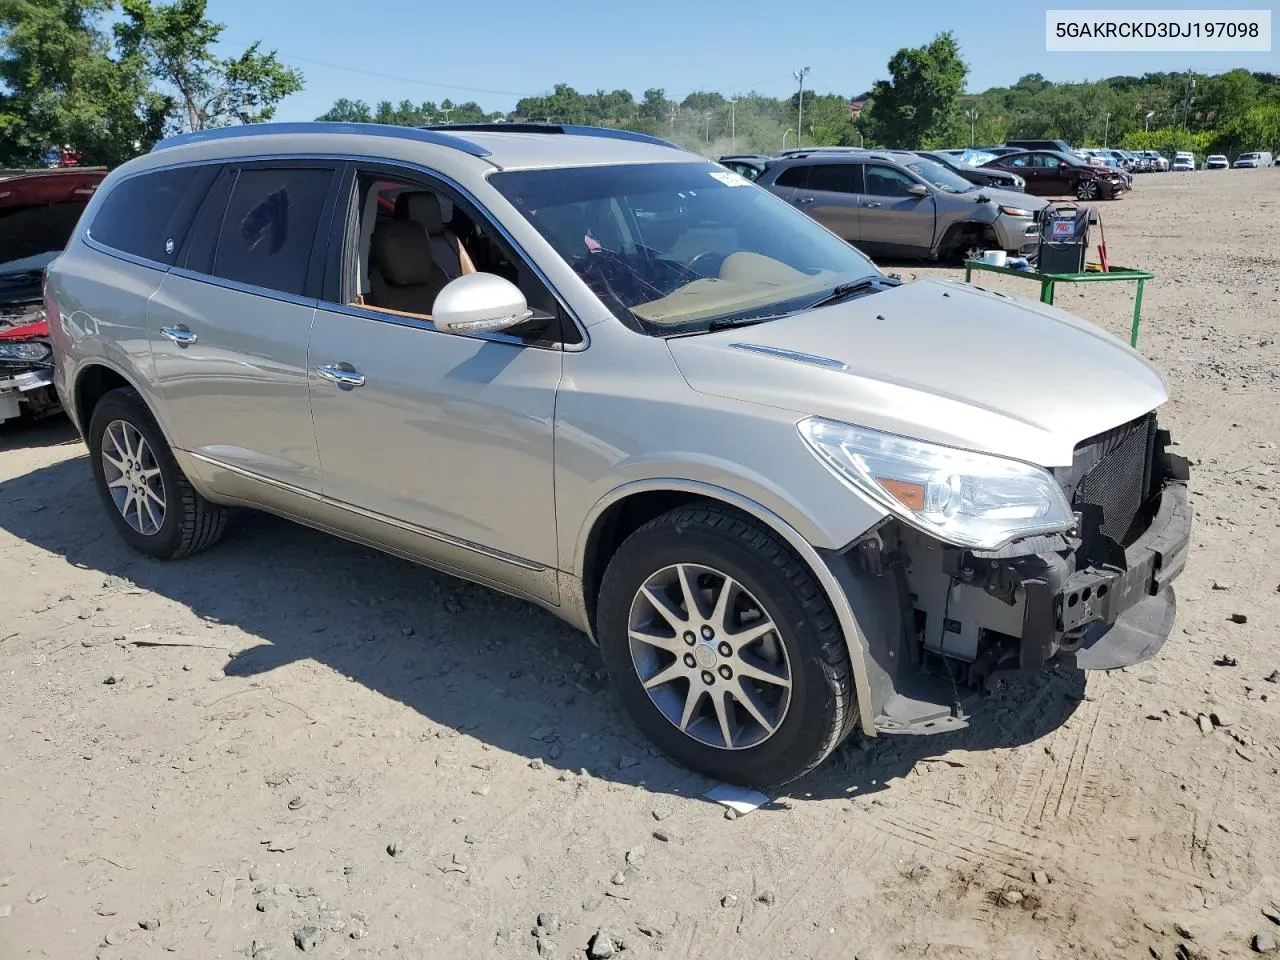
116, 0, 302, 132
317, 98, 372, 123
861, 31, 969, 149
0, 0, 165, 166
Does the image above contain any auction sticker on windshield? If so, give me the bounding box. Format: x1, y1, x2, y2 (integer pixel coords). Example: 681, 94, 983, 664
709, 170, 750, 187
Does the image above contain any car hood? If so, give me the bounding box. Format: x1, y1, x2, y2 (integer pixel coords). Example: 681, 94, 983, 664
666, 276, 1168, 468
972, 186, 1044, 209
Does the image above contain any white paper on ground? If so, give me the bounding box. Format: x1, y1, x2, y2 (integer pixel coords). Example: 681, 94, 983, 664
704, 784, 769, 814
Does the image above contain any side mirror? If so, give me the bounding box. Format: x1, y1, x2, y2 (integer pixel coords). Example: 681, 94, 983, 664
432, 273, 532, 336
907, 184, 930, 198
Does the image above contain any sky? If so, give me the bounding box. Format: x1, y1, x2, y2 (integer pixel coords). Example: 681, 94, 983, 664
205, 0, 1279, 120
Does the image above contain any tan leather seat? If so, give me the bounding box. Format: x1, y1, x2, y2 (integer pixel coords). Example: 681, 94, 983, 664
367, 218, 449, 315
395, 192, 470, 280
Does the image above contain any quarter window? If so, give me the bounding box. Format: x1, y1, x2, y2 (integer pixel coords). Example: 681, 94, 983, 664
88, 166, 204, 263
212, 168, 334, 297
773, 166, 809, 188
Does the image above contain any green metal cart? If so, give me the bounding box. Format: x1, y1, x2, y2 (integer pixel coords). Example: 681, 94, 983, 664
963, 260, 1154, 348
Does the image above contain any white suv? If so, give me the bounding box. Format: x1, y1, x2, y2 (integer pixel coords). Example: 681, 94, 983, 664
45, 122, 1192, 785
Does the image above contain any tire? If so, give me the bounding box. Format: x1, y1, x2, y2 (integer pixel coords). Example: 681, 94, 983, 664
596, 501, 856, 787
1075, 179, 1099, 201
87, 387, 228, 559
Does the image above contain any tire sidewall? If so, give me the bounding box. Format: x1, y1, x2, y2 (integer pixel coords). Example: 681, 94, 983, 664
87, 390, 188, 559
597, 519, 845, 786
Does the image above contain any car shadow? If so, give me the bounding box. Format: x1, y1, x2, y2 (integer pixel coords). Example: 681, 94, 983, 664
0, 451, 1085, 805
0, 413, 77, 453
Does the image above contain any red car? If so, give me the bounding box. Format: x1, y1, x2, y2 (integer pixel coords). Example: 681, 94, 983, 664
0, 167, 106, 426
980, 150, 1129, 201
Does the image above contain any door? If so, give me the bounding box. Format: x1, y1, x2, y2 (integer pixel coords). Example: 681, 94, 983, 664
764, 164, 809, 204
856, 164, 935, 255
306, 163, 566, 596
1033, 153, 1070, 193
148, 160, 340, 493
1004, 153, 1040, 193
790, 163, 861, 242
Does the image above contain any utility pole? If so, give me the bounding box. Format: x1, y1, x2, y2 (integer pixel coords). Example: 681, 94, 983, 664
793, 67, 810, 149
1103, 112, 1111, 148
440, 106, 455, 124
1145, 110, 1155, 132
965, 108, 978, 146
704, 110, 713, 144
728, 98, 736, 152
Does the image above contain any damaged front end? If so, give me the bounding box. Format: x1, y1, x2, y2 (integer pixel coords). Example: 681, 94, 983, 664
0, 311, 58, 426
827, 412, 1192, 735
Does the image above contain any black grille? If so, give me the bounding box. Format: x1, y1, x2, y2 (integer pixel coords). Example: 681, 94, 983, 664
1063, 413, 1157, 546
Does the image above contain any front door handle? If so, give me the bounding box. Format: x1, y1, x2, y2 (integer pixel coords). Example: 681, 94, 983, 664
794, 196, 814, 205
316, 364, 366, 388
863, 201, 882, 208
160, 325, 198, 346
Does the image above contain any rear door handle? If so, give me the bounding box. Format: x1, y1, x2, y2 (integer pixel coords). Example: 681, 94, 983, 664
863, 201, 882, 208
795, 196, 814, 205
160, 325, 197, 346
316, 364, 366, 388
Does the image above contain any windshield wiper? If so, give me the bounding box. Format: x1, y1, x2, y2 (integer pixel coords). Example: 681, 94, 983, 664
805, 274, 900, 310
705, 313, 790, 332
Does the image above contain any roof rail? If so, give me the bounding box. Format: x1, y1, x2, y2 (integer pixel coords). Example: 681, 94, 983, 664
150, 122, 492, 158
420, 122, 680, 150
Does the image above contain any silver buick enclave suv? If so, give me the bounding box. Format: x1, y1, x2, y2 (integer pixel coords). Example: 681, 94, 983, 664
44, 122, 1192, 786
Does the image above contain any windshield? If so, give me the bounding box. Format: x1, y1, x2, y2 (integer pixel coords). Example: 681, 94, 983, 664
1240, 153, 1260, 160
903, 157, 972, 193
489, 161, 882, 334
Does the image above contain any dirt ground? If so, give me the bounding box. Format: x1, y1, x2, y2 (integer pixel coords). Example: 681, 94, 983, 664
2, 169, 1279, 960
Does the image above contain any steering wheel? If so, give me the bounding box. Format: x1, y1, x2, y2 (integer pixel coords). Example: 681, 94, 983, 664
683, 250, 725, 279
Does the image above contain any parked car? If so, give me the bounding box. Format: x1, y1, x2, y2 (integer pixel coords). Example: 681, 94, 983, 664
1172, 152, 1196, 172
1137, 151, 1170, 172
0, 166, 106, 426
981, 150, 1129, 200
754, 149, 1045, 261
914, 150, 1026, 191
1205, 155, 1230, 170
973, 145, 1022, 158
716, 154, 772, 181
46, 121, 1192, 787
1233, 152, 1273, 168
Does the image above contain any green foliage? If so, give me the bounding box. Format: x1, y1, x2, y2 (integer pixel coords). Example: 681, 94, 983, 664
0, 0, 303, 165
861, 31, 968, 149
0, 0, 164, 166
117, 0, 301, 131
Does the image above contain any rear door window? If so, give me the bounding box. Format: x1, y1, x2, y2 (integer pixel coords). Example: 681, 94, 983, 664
805, 164, 859, 193
211, 167, 336, 298
88, 166, 210, 264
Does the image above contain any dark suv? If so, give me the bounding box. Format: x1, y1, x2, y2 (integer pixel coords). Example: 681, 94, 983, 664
754, 150, 1044, 262
1005, 139, 1075, 154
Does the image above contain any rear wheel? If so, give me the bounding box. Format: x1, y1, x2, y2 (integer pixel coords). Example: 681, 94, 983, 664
596, 502, 856, 787
87, 387, 227, 559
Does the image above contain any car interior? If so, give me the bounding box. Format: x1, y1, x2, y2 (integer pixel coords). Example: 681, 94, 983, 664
346, 173, 571, 344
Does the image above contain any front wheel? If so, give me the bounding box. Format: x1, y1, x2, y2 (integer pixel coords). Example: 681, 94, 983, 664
1075, 179, 1099, 200
596, 502, 857, 787
87, 387, 228, 559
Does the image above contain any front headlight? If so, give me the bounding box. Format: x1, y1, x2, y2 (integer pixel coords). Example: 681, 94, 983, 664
0, 341, 52, 362
998, 205, 1032, 217
798, 418, 1075, 550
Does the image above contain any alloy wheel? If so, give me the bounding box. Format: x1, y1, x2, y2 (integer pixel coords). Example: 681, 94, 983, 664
627, 563, 792, 750
101, 419, 166, 536
1077, 179, 1099, 200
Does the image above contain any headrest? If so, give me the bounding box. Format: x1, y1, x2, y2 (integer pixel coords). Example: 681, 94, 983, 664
370, 220, 437, 286
395, 191, 443, 234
